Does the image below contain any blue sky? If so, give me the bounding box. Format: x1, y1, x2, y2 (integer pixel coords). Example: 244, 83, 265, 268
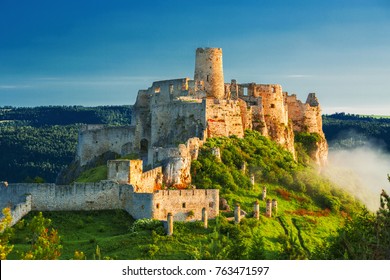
1, 0, 390, 114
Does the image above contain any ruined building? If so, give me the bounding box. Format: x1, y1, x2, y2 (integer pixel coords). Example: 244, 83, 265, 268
76, 47, 328, 188
1, 47, 328, 226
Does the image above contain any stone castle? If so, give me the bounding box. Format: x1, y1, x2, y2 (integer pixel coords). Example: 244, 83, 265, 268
1, 47, 327, 226
76, 47, 327, 188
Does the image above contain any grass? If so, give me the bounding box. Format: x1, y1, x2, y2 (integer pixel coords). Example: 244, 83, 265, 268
7, 180, 348, 260
76, 165, 107, 182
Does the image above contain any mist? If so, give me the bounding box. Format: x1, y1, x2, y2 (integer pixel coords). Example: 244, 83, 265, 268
322, 143, 390, 211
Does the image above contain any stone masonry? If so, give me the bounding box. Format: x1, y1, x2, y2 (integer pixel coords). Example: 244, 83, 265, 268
75, 47, 328, 189
1, 47, 328, 227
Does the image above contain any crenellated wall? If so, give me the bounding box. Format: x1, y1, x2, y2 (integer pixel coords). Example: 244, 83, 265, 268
107, 159, 162, 192
152, 189, 219, 221
0, 182, 220, 225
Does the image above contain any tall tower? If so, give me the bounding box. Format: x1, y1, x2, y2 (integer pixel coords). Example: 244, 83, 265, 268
194, 47, 225, 99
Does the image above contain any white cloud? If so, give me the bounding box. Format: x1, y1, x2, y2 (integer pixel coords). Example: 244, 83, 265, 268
0, 85, 32, 89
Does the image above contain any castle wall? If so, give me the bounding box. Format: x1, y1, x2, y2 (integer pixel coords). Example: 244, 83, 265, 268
77, 125, 136, 166
140, 166, 163, 193
205, 98, 245, 138
150, 99, 206, 147
285, 93, 328, 164
7, 195, 32, 227
285, 93, 324, 135
107, 159, 162, 192
152, 189, 219, 221
123, 192, 154, 220
107, 160, 131, 184
238, 83, 295, 155
2, 182, 124, 211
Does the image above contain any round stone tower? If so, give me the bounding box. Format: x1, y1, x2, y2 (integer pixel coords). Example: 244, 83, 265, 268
194, 47, 225, 99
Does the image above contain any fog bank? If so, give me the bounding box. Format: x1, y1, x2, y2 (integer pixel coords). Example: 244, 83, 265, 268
322, 145, 390, 211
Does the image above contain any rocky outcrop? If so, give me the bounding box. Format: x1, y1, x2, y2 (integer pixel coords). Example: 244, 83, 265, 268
286, 92, 328, 165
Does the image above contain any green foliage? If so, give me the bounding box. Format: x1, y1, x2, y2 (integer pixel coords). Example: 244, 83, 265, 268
131, 219, 165, 234
191, 130, 358, 215
0, 208, 14, 260
323, 113, 390, 152
327, 190, 390, 259
294, 132, 322, 165
278, 232, 308, 260
191, 130, 298, 192
75, 165, 108, 182
22, 212, 62, 260
0, 105, 132, 183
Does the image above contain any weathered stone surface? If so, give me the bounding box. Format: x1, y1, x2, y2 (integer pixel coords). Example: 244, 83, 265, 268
72, 47, 328, 190
0, 182, 219, 224
219, 197, 230, 211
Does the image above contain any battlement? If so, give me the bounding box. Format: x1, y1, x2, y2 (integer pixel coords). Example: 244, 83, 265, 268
107, 159, 162, 193
153, 188, 219, 221
79, 124, 106, 132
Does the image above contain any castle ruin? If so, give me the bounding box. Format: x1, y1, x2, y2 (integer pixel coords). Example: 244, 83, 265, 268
75, 47, 328, 188
1, 47, 328, 226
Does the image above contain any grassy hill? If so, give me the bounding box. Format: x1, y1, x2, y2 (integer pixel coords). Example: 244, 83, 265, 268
8, 130, 361, 260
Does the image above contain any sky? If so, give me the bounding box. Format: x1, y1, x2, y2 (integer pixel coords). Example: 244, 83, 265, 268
1, 0, 390, 115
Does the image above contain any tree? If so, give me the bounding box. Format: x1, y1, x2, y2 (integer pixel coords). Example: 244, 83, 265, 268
0, 208, 14, 260
22, 212, 62, 260
328, 179, 390, 259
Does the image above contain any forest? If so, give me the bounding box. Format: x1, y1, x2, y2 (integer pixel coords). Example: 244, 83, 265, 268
1, 129, 389, 260
0, 107, 389, 260
0, 106, 131, 183
322, 113, 390, 152
1, 107, 389, 183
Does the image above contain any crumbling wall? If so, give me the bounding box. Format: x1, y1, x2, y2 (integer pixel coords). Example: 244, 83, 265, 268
239, 84, 295, 155
205, 98, 245, 138
107, 160, 131, 184
6, 195, 32, 226
140, 167, 163, 192
0, 182, 129, 225
77, 125, 136, 166
286, 93, 328, 165
152, 189, 219, 221
107, 159, 163, 193
150, 99, 206, 148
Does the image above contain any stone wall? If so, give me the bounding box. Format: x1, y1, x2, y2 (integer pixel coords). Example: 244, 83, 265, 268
151, 138, 202, 188
107, 159, 162, 193
3, 182, 124, 211
77, 125, 136, 166
107, 160, 131, 184
140, 167, 163, 193
123, 192, 154, 220
285, 93, 328, 165
152, 189, 219, 221
150, 99, 206, 148
205, 98, 245, 138
238, 83, 295, 155
0, 182, 219, 225
8, 195, 32, 227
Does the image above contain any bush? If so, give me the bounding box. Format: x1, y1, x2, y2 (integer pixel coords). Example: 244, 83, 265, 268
131, 219, 164, 233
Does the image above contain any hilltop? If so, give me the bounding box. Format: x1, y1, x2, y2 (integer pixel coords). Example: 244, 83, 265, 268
7, 130, 360, 260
